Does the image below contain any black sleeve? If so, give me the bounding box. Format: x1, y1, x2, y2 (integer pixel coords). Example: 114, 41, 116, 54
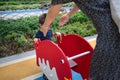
51, 0, 72, 5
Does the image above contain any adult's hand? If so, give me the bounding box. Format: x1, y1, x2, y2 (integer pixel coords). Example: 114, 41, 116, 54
58, 14, 70, 26
59, 4, 79, 26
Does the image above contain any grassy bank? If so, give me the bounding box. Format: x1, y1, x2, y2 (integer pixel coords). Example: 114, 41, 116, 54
0, 12, 96, 58
0, 0, 73, 11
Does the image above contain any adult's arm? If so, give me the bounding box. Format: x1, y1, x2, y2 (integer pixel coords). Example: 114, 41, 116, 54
110, 0, 120, 33
67, 4, 79, 17
59, 4, 79, 26
41, 4, 62, 36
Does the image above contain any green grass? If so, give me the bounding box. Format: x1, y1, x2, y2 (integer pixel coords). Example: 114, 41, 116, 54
0, 4, 40, 11
0, 0, 50, 11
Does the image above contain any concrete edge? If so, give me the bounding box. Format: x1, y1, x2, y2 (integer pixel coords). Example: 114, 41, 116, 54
21, 72, 43, 80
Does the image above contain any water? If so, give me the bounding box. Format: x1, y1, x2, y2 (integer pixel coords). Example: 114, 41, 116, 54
0, 7, 72, 20
0, 8, 48, 15
0, 7, 72, 15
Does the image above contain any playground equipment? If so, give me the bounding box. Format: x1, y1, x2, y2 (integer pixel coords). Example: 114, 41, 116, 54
34, 34, 93, 80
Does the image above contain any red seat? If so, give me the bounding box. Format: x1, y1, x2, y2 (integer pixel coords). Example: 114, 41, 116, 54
34, 34, 93, 80
57, 34, 93, 80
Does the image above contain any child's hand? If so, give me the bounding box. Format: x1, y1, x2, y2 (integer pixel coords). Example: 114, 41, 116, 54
34, 38, 38, 42
54, 32, 61, 37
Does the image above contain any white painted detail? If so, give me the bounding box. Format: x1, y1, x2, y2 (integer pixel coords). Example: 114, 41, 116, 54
38, 58, 58, 80
60, 59, 65, 64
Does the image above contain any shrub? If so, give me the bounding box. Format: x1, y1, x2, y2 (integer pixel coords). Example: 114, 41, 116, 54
0, 12, 96, 58
0, 16, 39, 57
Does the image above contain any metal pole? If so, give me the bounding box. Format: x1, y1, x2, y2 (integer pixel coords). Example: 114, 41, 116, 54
67, 51, 90, 60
